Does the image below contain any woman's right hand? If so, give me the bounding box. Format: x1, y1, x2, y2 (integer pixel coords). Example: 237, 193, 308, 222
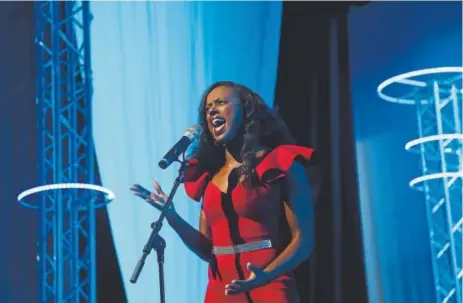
130, 181, 176, 215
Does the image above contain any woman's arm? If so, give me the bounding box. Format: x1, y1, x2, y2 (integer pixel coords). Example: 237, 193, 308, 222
262, 161, 314, 278
167, 209, 212, 262
131, 181, 212, 262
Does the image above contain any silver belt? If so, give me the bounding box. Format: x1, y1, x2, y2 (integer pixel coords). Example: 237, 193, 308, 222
212, 239, 272, 255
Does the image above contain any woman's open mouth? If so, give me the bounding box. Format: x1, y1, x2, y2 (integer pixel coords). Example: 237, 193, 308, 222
212, 117, 226, 136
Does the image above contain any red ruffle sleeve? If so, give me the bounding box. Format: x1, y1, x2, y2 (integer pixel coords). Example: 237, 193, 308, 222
184, 158, 209, 202
255, 145, 315, 183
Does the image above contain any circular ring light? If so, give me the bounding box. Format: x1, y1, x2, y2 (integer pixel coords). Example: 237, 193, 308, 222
409, 172, 463, 190
377, 67, 463, 105
18, 183, 115, 209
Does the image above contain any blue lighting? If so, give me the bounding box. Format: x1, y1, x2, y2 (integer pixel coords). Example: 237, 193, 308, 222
89, 2, 282, 302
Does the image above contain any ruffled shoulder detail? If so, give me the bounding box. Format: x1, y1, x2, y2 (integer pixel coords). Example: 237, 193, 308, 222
184, 159, 210, 202
255, 145, 315, 183
184, 145, 315, 200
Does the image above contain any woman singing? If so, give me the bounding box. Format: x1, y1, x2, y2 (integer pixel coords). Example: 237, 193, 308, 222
131, 81, 315, 303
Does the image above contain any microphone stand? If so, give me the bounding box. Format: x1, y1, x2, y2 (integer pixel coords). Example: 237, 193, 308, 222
130, 155, 189, 303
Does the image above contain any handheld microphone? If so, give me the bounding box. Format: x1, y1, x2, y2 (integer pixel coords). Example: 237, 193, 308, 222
158, 124, 202, 169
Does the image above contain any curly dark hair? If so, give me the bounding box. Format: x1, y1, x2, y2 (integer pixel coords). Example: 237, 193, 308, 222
194, 81, 296, 186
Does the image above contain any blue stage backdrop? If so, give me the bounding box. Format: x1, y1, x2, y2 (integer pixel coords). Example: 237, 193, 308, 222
89, 2, 282, 302
349, 2, 462, 303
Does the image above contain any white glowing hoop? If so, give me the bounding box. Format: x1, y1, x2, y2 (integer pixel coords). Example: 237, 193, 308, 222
18, 183, 115, 209
405, 134, 463, 151
409, 172, 463, 190
377, 66, 463, 105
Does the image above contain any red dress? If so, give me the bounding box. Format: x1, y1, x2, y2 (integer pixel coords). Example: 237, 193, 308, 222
184, 145, 314, 303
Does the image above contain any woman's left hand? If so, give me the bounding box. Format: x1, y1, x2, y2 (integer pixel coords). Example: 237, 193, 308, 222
224, 263, 271, 295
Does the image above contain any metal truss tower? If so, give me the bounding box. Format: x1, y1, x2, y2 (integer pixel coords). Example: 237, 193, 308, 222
378, 67, 463, 303
18, 1, 113, 302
